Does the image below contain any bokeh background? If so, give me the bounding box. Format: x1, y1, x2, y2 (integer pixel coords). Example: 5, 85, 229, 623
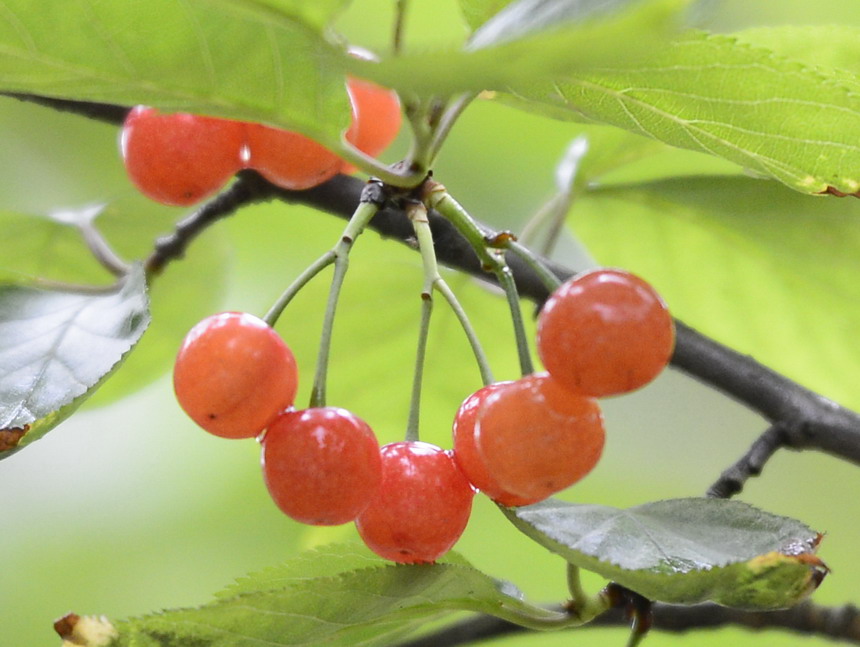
3, 1, 860, 645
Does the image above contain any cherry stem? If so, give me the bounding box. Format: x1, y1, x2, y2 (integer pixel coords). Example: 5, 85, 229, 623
75, 209, 131, 277
406, 201, 434, 442
504, 239, 563, 293
263, 250, 336, 327
425, 183, 534, 377
410, 200, 493, 387
336, 140, 426, 188
308, 196, 380, 408
566, 564, 613, 624
393, 0, 409, 55
427, 92, 477, 164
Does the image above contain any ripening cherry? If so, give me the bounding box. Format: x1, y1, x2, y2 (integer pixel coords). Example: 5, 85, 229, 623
261, 407, 382, 525
475, 373, 604, 504
343, 77, 402, 164
244, 123, 343, 190
355, 441, 475, 563
537, 268, 675, 397
173, 312, 298, 439
121, 106, 245, 206
452, 382, 533, 507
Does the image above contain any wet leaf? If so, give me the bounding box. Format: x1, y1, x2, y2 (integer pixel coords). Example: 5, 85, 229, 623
503, 497, 826, 609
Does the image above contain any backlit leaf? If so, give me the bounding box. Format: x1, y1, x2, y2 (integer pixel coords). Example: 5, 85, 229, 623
506, 30, 860, 194
113, 544, 571, 646
0, 264, 149, 458
571, 174, 860, 412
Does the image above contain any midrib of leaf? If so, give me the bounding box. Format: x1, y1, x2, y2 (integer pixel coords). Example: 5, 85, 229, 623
511, 31, 860, 194
7, 296, 94, 423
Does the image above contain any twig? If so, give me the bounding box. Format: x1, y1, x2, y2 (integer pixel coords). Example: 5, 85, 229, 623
706, 425, 785, 498
145, 170, 277, 275
395, 601, 860, 647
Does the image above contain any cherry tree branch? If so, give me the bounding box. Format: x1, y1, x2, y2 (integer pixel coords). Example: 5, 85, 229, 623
395, 601, 860, 646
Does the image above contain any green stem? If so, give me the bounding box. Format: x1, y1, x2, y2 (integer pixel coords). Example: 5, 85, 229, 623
393, 0, 408, 55
505, 239, 563, 293
485, 570, 611, 631
309, 198, 380, 408
434, 280, 494, 386
336, 138, 426, 188
406, 293, 432, 442
411, 202, 494, 384
405, 201, 434, 442
427, 92, 477, 164
263, 250, 336, 327
425, 183, 534, 376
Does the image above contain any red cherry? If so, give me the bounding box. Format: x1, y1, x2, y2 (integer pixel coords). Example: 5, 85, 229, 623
261, 407, 382, 525
476, 373, 604, 504
452, 383, 533, 507
537, 268, 675, 397
355, 441, 474, 563
244, 123, 342, 190
121, 106, 245, 206
173, 312, 298, 439
344, 77, 401, 160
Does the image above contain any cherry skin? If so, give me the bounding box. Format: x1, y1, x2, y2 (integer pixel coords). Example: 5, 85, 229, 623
355, 441, 475, 564
452, 382, 533, 507
344, 77, 402, 162
537, 268, 675, 397
244, 123, 343, 190
475, 373, 604, 504
173, 312, 298, 439
261, 407, 382, 525
121, 106, 245, 206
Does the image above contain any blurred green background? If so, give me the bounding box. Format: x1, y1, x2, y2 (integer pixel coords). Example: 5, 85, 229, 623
3, 1, 860, 645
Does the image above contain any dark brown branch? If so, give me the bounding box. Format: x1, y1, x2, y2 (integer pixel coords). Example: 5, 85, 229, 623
2, 93, 129, 123
396, 601, 860, 647
706, 425, 785, 498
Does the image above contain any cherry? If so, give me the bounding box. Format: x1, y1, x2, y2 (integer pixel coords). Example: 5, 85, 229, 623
475, 373, 604, 504
244, 123, 343, 190
261, 407, 382, 525
120, 106, 245, 206
173, 312, 298, 439
537, 268, 675, 397
343, 77, 402, 167
452, 382, 533, 507
355, 441, 475, 563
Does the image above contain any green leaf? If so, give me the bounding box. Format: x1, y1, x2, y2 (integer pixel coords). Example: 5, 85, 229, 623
0, 206, 115, 286
732, 25, 860, 91
352, 0, 684, 96
458, 0, 513, 31
506, 30, 860, 195
0, 264, 149, 458
502, 498, 826, 610
570, 174, 860, 412
227, 0, 353, 29
113, 544, 571, 646
466, 0, 653, 49
0, 0, 350, 145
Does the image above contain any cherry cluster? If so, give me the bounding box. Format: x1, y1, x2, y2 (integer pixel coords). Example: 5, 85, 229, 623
171, 269, 673, 564
120, 77, 401, 206
454, 268, 674, 507
173, 311, 473, 564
